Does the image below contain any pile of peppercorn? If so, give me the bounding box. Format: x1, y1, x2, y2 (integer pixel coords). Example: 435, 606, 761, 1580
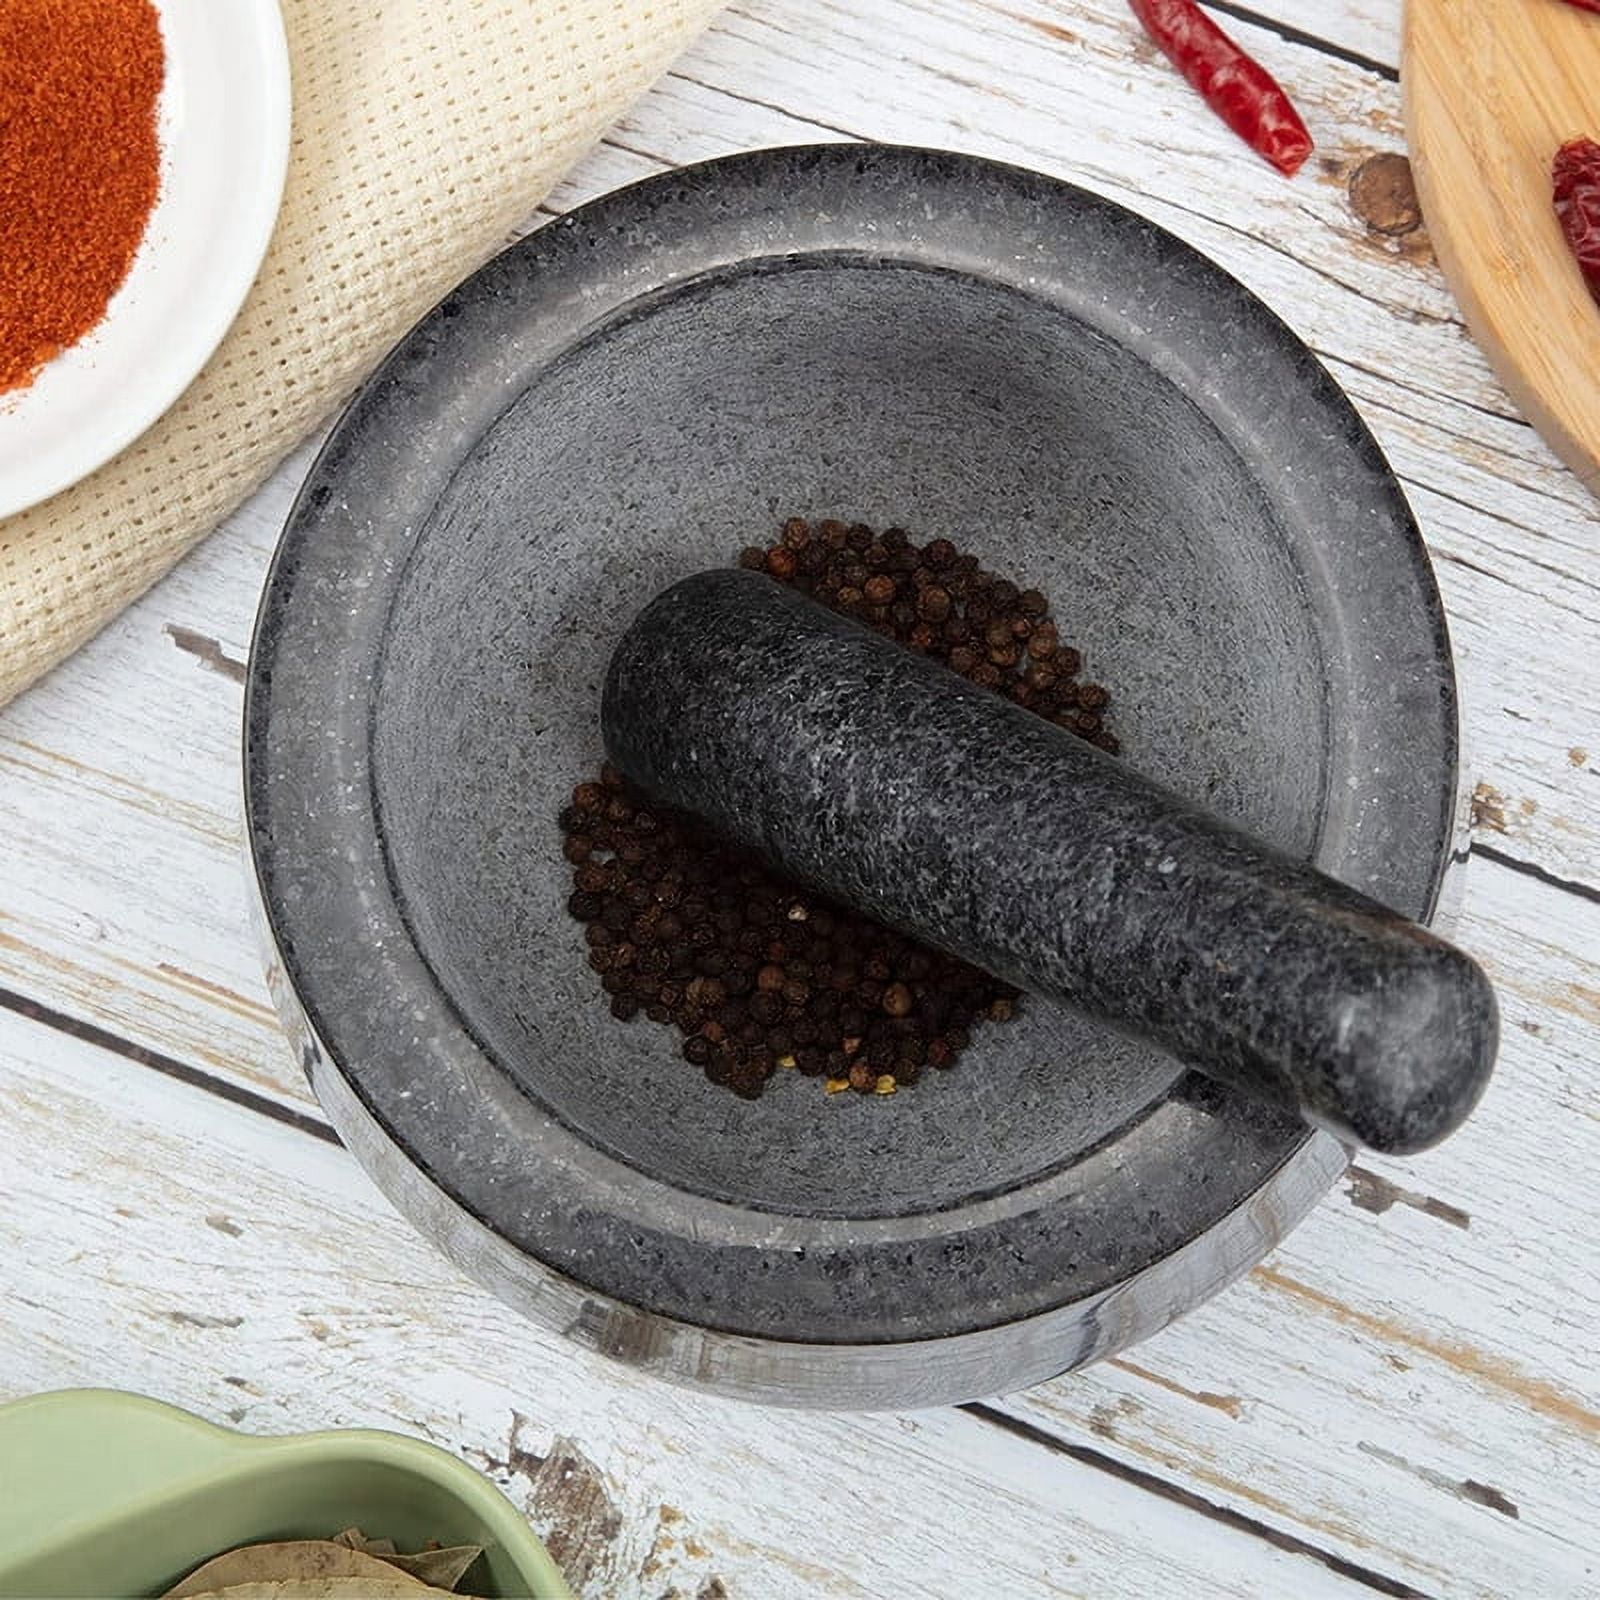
738, 519, 1117, 753
559, 519, 1116, 1100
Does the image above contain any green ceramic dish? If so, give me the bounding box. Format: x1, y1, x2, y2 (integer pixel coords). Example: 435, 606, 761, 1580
0, 1390, 573, 1599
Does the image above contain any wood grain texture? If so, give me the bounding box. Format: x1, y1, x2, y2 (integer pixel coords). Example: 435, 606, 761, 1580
1241, 0, 1400, 72
2, 0, 1595, 1104
8, 819, 1595, 1593
0, 1009, 1383, 1600
1405, 0, 1600, 495
2, 1, 1599, 1597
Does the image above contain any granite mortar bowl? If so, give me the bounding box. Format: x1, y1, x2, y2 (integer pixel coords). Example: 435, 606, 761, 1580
246, 145, 1460, 1409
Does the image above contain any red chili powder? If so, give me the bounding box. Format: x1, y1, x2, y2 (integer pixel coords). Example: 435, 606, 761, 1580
0, 0, 165, 396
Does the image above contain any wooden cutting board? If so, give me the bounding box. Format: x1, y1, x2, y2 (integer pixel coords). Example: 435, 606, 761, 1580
1404, 0, 1600, 497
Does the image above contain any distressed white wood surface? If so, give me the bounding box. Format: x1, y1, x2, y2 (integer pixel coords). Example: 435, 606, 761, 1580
2, 2, 1598, 1597
1252, 0, 1400, 67
2, 1009, 1381, 1600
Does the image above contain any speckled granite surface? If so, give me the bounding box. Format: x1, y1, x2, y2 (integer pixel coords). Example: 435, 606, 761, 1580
246, 145, 1464, 1384
606, 570, 1496, 1154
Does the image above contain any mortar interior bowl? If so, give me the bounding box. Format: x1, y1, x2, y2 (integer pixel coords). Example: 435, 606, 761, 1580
245, 144, 1458, 1408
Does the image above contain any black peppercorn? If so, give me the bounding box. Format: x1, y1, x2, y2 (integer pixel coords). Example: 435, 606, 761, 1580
559, 517, 1116, 1101
574, 863, 611, 895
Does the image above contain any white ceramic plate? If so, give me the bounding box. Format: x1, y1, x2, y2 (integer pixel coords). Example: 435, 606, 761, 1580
0, 0, 291, 519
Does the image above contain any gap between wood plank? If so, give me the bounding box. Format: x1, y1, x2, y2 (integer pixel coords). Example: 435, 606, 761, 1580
0, 984, 339, 1147
1200, 0, 1398, 82
962, 1404, 1432, 1599
670, 69, 867, 140
0, 978, 1421, 1588
1471, 841, 1600, 909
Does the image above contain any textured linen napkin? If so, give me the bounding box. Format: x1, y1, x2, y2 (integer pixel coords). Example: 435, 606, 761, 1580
0, 0, 722, 706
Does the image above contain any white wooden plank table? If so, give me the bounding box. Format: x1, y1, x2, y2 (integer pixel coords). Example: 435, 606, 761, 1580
3, 3, 1597, 1596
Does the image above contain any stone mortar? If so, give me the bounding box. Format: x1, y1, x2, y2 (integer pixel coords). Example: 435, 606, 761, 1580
245, 144, 1460, 1406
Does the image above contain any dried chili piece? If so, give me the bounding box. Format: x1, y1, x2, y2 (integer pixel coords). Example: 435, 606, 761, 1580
1560, 1, 1600, 13
1553, 137, 1600, 307
1129, 0, 1313, 177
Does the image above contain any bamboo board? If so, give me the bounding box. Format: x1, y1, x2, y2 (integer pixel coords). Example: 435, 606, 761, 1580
1405, 0, 1600, 496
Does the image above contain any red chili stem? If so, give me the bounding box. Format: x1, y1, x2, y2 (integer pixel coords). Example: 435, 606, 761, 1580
1553, 137, 1600, 307
1129, 0, 1313, 177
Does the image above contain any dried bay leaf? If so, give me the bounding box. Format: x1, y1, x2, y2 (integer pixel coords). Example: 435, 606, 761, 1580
382, 1547, 484, 1590
328, 1528, 398, 1555
176, 1581, 457, 1599
325, 1527, 482, 1590
162, 1543, 426, 1596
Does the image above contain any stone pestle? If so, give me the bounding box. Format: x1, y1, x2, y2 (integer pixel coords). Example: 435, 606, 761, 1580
601, 568, 1497, 1155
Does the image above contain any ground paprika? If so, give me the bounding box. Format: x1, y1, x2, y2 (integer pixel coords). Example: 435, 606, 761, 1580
0, 0, 165, 396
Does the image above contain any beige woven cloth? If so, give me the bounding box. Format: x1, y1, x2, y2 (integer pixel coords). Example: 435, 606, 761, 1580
0, 0, 721, 707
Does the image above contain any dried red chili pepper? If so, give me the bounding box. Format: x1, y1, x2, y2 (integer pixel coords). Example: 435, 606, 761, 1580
1560, 1, 1600, 13
1553, 137, 1600, 308
1129, 0, 1313, 177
